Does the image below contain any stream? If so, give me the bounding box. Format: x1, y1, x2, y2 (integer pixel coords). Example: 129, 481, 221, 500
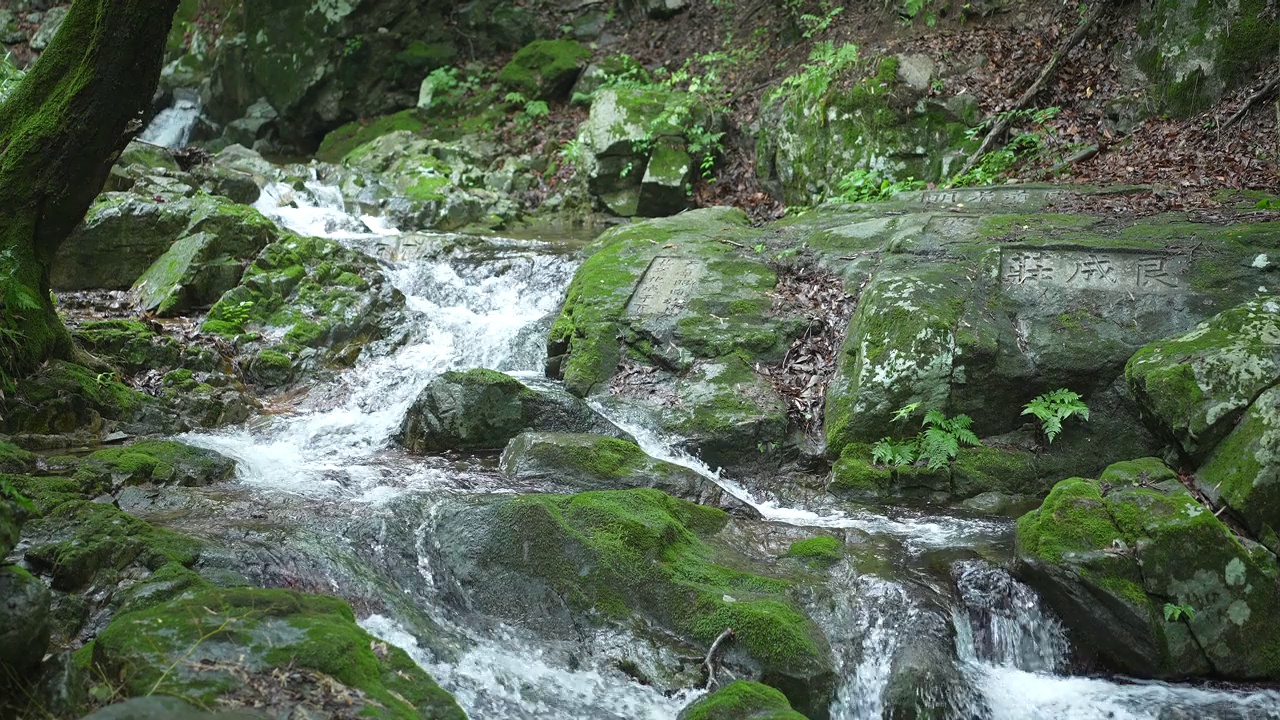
168, 173, 1280, 719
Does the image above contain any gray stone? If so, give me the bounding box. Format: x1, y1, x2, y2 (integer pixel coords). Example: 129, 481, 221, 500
500, 431, 757, 515
0, 565, 51, 674
27, 4, 66, 50
638, 143, 693, 217
398, 370, 633, 453
895, 53, 936, 92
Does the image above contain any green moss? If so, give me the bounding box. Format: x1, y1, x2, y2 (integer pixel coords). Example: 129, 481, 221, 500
73, 439, 234, 494
482, 490, 827, 676
93, 587, 465, 719
315, 109, 425, 164
406, 174, 451, 202
952, 446, 1043, 498
497, 39, 591, 99
0, 361, 149, 435
24, 497, 201, 591
829, 448, 893, 497
1015, 478, 1126, 564
682, 680, 807, 720
283, 319, 325, 346
1098, 457, 1178, 486
0, 441, 34, 473
784, 536, 843, 565
552, 436, 647, 478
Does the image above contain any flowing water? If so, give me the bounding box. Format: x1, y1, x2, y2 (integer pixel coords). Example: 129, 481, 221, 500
173, 176, 1280, 719
140, 91, 203, 148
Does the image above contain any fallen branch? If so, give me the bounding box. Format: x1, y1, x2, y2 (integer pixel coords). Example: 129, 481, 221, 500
1222, 72, 1280, 130
951, 0, 1113, 183
703, 627, 735, 690
717, 238, 747, 249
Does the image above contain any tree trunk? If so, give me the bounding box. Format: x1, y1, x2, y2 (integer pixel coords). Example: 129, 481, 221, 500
0, 0, 180, 378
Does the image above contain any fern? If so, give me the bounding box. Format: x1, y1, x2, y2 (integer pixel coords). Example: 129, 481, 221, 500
871, 437, 918, 467
1022, 388, 1089, 443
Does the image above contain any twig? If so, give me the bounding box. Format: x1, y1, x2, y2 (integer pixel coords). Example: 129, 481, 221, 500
717, 238, 747, 249
951, 0, 1113, 184
703, 627, 735, 690
1044, 142, 1102, 176
1222, 72, 1280, 130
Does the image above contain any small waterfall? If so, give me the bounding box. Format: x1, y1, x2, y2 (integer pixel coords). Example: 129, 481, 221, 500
827, 576, 914, 719
953, 561, 1280, 720
140, 90, 203, 148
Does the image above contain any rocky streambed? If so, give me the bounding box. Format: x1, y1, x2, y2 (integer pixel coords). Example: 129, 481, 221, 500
3, 129, 1280, 719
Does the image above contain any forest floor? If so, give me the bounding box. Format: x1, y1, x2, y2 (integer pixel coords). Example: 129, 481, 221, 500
506, 0, 1279, 220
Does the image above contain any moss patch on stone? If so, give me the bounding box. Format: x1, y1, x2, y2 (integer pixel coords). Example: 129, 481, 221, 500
497, 39, 591, 100
315, 109, 425, 163
680, 680, 807, 720
93, 586, 465, 719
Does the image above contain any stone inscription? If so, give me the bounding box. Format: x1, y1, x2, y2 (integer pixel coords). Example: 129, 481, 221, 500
1000, 251, 1188, 292
626, 256, 704, 316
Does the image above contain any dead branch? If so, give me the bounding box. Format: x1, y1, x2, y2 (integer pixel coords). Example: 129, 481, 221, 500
1222, 72, 1280, 130
703, 627, 735, 690
951, 0, 1114, 183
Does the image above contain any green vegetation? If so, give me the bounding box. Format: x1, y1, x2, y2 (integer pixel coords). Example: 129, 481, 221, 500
784, 536, 843, 566
681, 680, 807, 720
315, 109, 425, 163
952, 107, 1062, 186
835, 169, 925, 203
870, 403, 980, 470
1022, 388, 1090, 443
1163, 602, 1195, 622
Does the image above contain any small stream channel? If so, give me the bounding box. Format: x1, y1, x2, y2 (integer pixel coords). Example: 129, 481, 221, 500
159, 165, 1280, 719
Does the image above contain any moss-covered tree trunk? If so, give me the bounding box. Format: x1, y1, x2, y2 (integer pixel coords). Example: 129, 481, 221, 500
0, 0, 179, 378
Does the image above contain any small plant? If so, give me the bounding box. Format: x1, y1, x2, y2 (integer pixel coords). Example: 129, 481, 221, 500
94, 372, 117, 389
0, 477, 35, 514
952, 106, 1062, 187
1257, 197, 1280, 210
560, 139, 585, 168
836, 169, 925, 203
1022, 388, 1089, 443
901, 0, 939, 26
343, 36, 363, 58
1163, 602, 1195, 622
753, 243, 767, 254
223, 300, 255, 329
870, 403, 980, 470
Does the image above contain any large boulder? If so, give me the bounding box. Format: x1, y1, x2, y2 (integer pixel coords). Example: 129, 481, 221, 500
0, 565, 51, 675
81, 696, 263, 720
206, 0, 539, 148
500, 431, 752, 514
397, 369, 630, 453
91, 586, 465, 719
1197, 385, 1280, 541
577, 88, 717, 217
677, 681, 805, 720
1126, 297, 1280, 460
818, 187, 1277, 499
546, 209, 798, 472
131, 201, 281, 316
1136, 0, 1279, 117
0, 361, 158, 441
52, 193, 278, 299
428, 489, 836, 714
1015, 458, 1280, 680
202, 233, 406, 385
757, 46, 970, 207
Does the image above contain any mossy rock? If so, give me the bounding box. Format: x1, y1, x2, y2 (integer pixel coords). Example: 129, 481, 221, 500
499, 431, 746, 512
547, 209, 795, 472
50, 194, 192, 290
73, 440, 236, 495
783, 536, 843, 567
497, 39, 591, 100
1016, 460, 1280, 680
92, 586, 465, 719
1126, 296, 1280, 460
0, 565, 51, 676
432, 489, 836, 713
202, 233, 403, 382
0, 361, 152, 437
19, 488, 201, 592
315, 109, 425, 164
397, 370, 629, 453
1197, 385, 1280, 540
0, 440, 35, 474
81, 696, 265, 720
72, 319, 218, 376
132, 198, 281, 317
677, 680, 806, 720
